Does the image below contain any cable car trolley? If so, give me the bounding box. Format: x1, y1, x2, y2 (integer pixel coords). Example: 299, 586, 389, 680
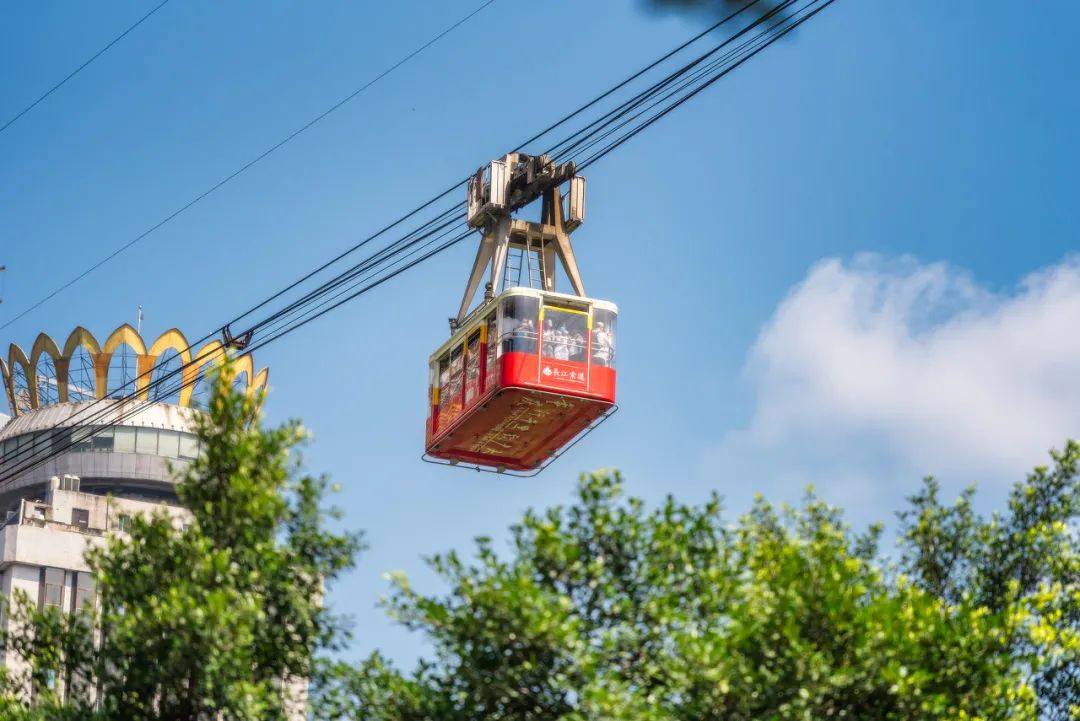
424, 153, 617, 474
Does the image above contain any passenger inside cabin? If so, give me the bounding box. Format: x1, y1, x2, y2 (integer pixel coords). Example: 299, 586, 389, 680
506, 319, 537, 353
542, 319, 557, 357
592, 321, 614, 367
569, 328, 586, 361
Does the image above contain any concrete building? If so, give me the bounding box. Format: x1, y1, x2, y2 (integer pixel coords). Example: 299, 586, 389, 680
0, 324, 269, 705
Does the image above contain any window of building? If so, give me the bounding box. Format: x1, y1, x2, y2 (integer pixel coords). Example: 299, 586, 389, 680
1, 438, 16, 464
135, 427, 158, 455
158, 430, 180, 459
179, 433, 199, 460
29, 431, 51, 458
40, 568, 64, 610
91, 427, 114, 452
118, 514, 133, 533
113, 426, 137, 453
71, 508, 89, 530
1, 427, 201, 464
73, 573, 96, 613
68, 428, 94, 453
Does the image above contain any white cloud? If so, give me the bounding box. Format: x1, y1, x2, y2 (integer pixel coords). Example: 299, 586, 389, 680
722, 254, 1080, 492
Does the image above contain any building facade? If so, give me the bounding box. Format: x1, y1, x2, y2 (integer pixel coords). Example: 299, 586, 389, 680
0, 324, 269, 705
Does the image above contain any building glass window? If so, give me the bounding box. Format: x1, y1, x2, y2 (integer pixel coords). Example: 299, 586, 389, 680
69, 428, 94, 453
114, 426, 137, 453
118, 514, 133, 533
71, 508, 89, 530
30, 431, 52, 458
135, 427, 157, 455
179, 433, 199, 460
40, 568, 64, 610
74, 573, 96, 613
0, 427, 200, 462
1, 438, 17, 463
92, 427, 114, 452
158, 430, 180, 459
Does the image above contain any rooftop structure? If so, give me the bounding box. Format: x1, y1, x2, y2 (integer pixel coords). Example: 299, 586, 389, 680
0, 324, 268, 509
0, 324, 270, 706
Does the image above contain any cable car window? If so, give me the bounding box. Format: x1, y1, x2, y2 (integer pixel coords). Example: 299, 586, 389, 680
500, 295, 539, 353
464, 330, 481, 405
437, 355, 452, 422
439, 346, 465, 426
485, 315, 498, 390
542, 307, 588, 362
592, 308, 617, 368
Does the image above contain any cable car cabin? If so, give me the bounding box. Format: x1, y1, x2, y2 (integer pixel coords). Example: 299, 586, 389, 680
426, 287, 617, 472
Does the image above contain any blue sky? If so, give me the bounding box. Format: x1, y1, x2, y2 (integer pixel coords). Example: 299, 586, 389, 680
3, 0, 1080, 666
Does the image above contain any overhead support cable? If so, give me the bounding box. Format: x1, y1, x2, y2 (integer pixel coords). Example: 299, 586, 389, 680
0, 0, 837, 484
577, 0, 836, 170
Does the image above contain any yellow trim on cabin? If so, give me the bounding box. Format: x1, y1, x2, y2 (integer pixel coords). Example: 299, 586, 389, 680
544, 305, 589, 316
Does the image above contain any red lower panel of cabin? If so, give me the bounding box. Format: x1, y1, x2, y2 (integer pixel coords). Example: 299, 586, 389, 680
427, 387, 611, 471
427, 352, 617, 471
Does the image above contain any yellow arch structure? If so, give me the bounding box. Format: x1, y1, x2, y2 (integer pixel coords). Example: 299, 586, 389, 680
7, 344, 33, 414
29, 333, 64, 404
249, 366, 270, 410
59, 327, 102, 403
231, 353, 254, 386
3, 325, 266, 413
61, 326, 101, 359
97, 324, 148, 399
180, 340, 226, 407
141, 328, 192, 401
101, 324, 147, 356
0, 358, 14, 417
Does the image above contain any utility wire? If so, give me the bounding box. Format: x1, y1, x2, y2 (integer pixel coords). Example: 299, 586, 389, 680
0, 0, 778, 477
0, 0, 172, 136
0, 0, 835, 483
219, 0, 761, 333
545, 0, 800, 163
0, 0, 795, 480
560, 0, 804, 164
0, 0, 497, 333
578, 0, 834, 170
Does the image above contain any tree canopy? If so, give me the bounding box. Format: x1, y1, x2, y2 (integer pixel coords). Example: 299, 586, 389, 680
0, 364, 1076, 719
327, 458, 1079, 720
0, 364, 362, 720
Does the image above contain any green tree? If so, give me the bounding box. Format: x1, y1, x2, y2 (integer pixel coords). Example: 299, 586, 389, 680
0, 364, 362, 720
899, 442, 1080, 720
328, 464, 1078, 720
